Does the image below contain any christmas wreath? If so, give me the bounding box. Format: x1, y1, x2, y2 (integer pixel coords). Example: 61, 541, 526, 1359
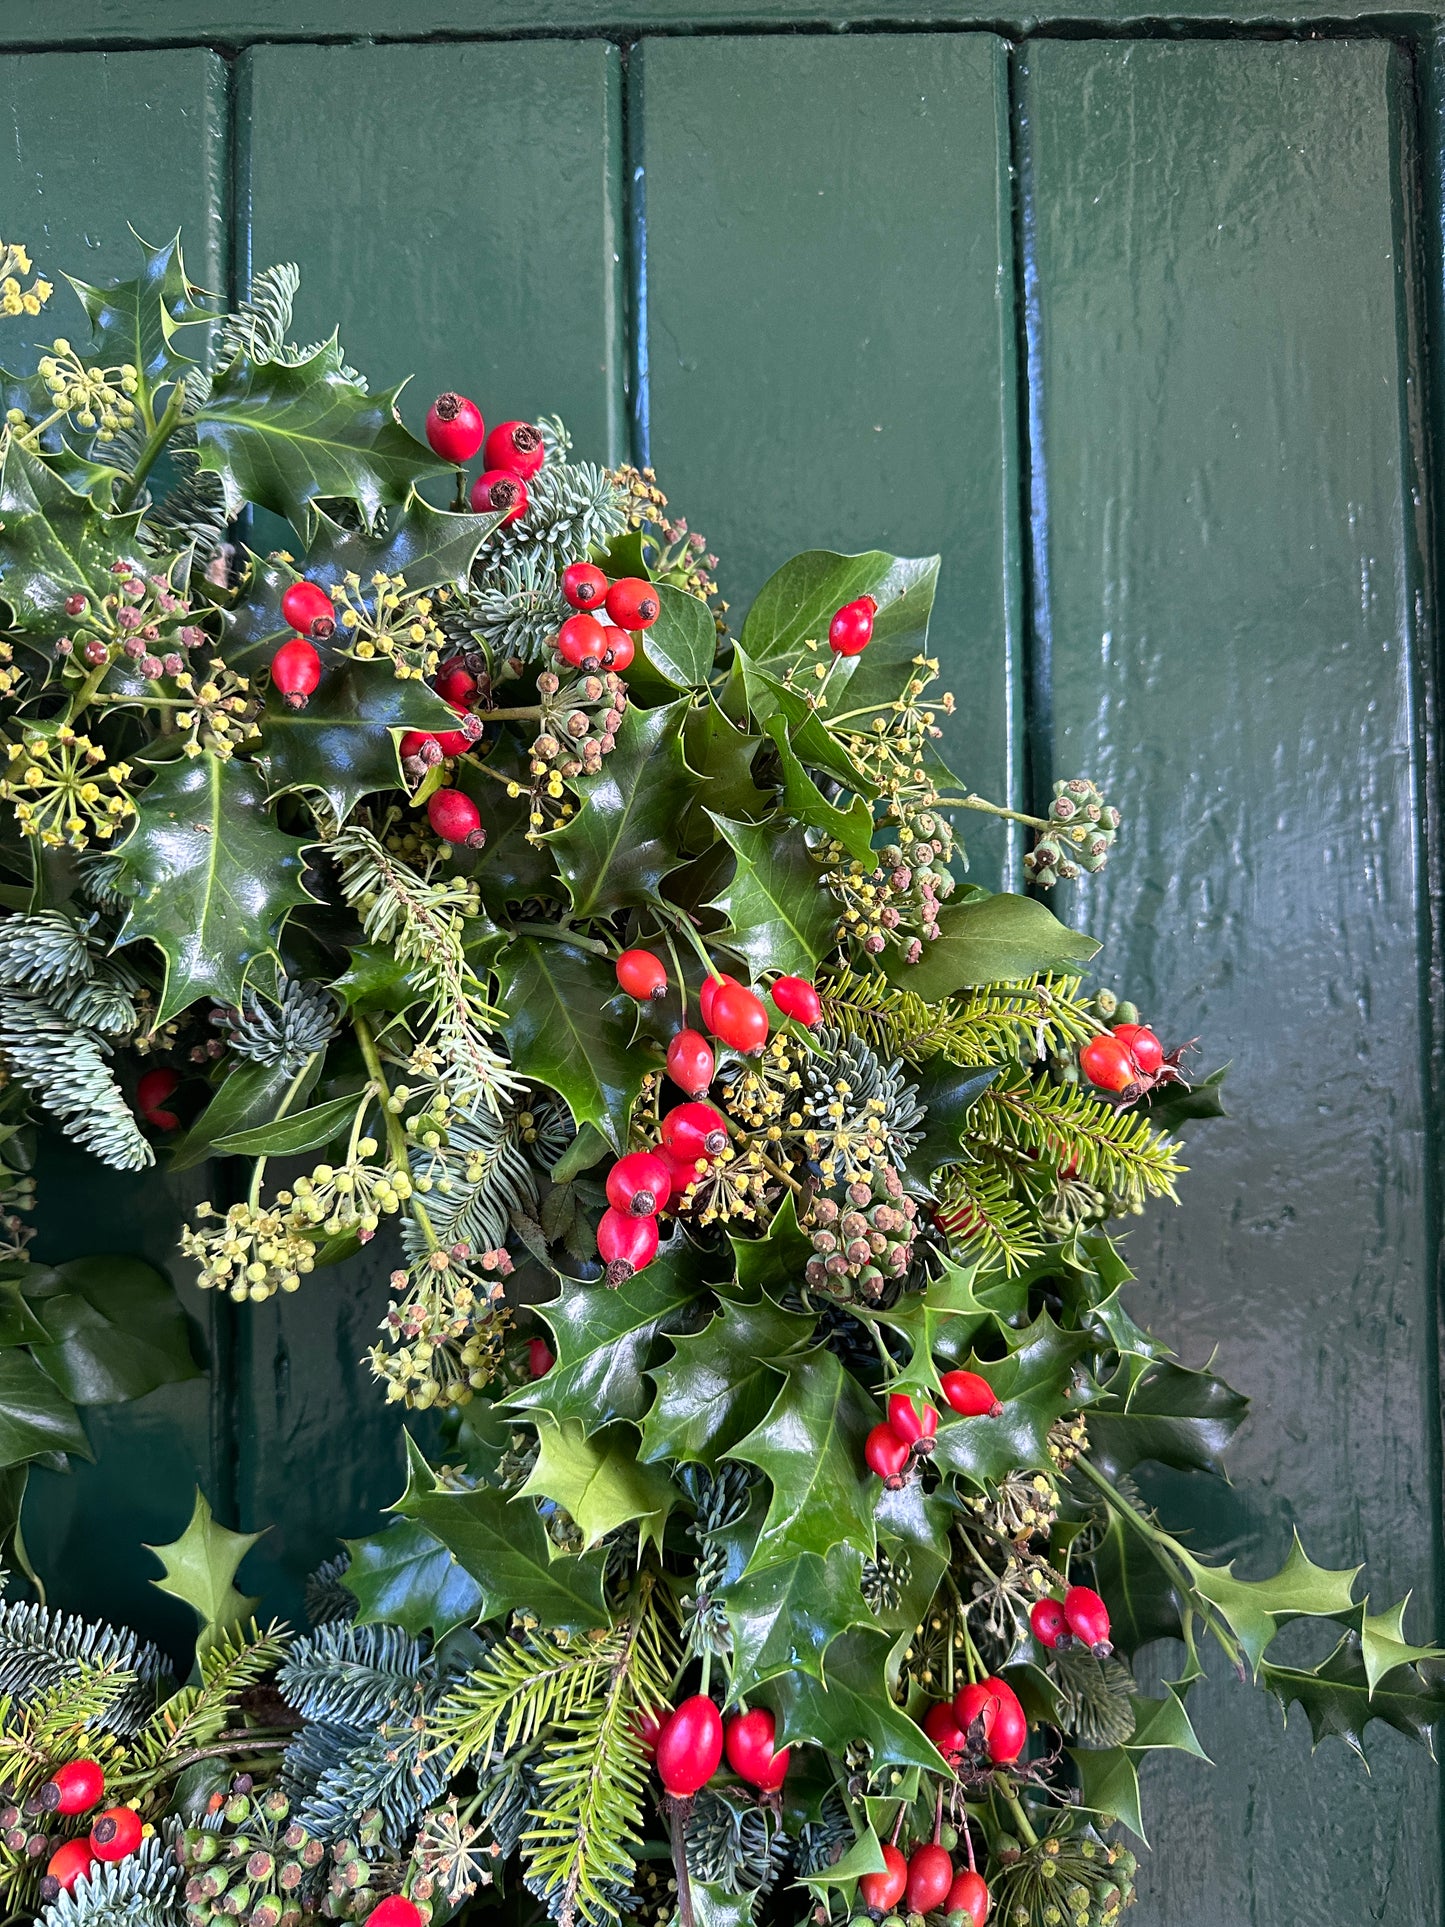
0, 232, 1438, 1927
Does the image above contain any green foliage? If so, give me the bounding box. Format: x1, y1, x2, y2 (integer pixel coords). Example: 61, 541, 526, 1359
144, 1489, 264, 1657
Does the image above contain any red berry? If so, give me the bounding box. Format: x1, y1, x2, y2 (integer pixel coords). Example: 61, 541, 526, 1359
606, 1150, 672, 1218
601, 627, 635, 673
724, 1707, 790, 1791
41, 1839, 94, 1899
656, 1143, 703, 1205
698, 973, 740, 1030
1112, 1022, 1164, 1076
558, 612, 608, 671
922, 1700, 969, 1764
635, 1704, 668, 1754
562, 562, 609, 611
43, 1759, 105, 1816
434, 663, 476, 708
946, 1869, 991, 1926
483, 419, 545, 479
660, 1102, 728, 1163
616, 949, 668, 1002
1063, 1585, 1112, 1656
666, 1029, 716, 1096
425, 392, 485, 464
597, 1206, 659, 1286
280, 580, 336, 640
954, 1678, 1027, 1765
364, 1901, 425, 1927
655, 1694, 723, 1798
135, 1067, 181, 1132
90, 1805, 143, 1862
859, 1843, 908, 1915
864, 1423, 910, 1487
828, 595, 877, 657
427, 787, 486, 850
270, 636, 322, 710
1079, 1033, 1137, 1093
708, 981, 769, 1054
940, 1369, 1003, 1419
1030, 1598, 1069, 1650
886, 1393, 938, 1453
527, 1337, 554, 1378
905, 1843, 954, 1914
399, 729, 444, 767
769, 976, 822, 1027
470, 469, 528, 523
605, 577, 660, 631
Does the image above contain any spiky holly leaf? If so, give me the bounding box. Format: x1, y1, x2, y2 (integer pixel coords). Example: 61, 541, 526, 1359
1085, 1358, 1249, 1481
66, 231, 212, 412
899, 1063, 1000, 1196
114, 753, 314, 1022
930, 1310, 1089, 1487
884, 893, 1099, 999
763, 715, 874, 862
509, 1247, 706, 1433
639, 1293, 813, 1469
1092, 1508, 1185, 1656
145, 1489, 263, 1655
1139, 1064, 1228, 1134
1178, 1531, 1361, 1675
492, 936, 649, 1153
728, 1190, 814, 1296
1261, 1640, 1445, 1756
792, 1826, 888, 1901
759, 1627, 947, 1773
255, 658, 459, 818
871, 1256, 996, 1397
872, 1478, 954, 1647
739, 550, 937, 691
682, 699, 772, 839
520, 1415, 674, 1553
706, 812, 838, 977
392, 1436, 610, 1633
195, 339, 448, 527
342, 1519, 485, 1640
1345, 1596, 1445, 1693
23, 1255, 200, 1404
0, 437, 149, 657
1069, 1744, 1147, 1844
1128, 1687, 1209, 1759
722, 1543, 868, 1698
0, 1349, 88, 1469
546, 698, 694, 917
730, 1347, 876, 1573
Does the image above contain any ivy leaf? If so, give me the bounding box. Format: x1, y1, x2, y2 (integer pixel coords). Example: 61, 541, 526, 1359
341, 1519, 485, 1640
195, 339, 448, 527
764, 716, 875, 863
0, 438, 148, 656
884, 893, 1099, 998
825, 560, 943, 723
145, 1489, 264, 1656
168, 1056, 319, 1172
640, 584, 716, 688
213, 1089, 364, 1159
722, 1543, 867, 1697
520, 1415, 675, 1553
1085, 1358, 1249, 1481
511, 1246, 706, 1432
492, 937, 652, 1153
639, 1293, 813, 1469
728, 1190, 815, 1297
256, 659, 459, 818
546, 698, 693, 917
23, 1256, 200, 1405
740, 551, 938, 689
900, 1064, 1000, 1196
393, 1436, 610, 1633
730, 1348, 876, 1572
732, 654, 877, 796
66, 232, 210, 414
0, 1350, 89, 1469
1260, 1639, 1445, 1756
0, 1273, 50, 1348
114, 753, 315, 1022
1178, 1531, 1361, 1675
707, 812, 838, 977
759, 1627, 947, 1773
1069, 1745, 1147, 1844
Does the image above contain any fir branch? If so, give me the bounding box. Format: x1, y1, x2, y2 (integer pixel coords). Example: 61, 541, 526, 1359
425, 1629, 616, 1774
0, 911, 94, 993
818, 966, 1097, 1068
0, 990, 151, 1170
459, 552, 572, 664
932, 1157, 1045, 1274
278, 1622, 429, 1730
115, 1621, 289, 1797
0, 1670, 129, 1804
480, 460, 626, 573
404, 1099, 568, 1260
970, 1068, 1184, 1208
0, 1600, 173, 1738
286, 1714, 448, 1850
215, 263, 300, 366
36, 1835, 185, 1927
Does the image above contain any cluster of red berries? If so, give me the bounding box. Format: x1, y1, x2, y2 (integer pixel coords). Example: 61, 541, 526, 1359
922, 1674, 1028, 1772
1079, 1021, 1177, 1099
424, 392, 544, 525
268, 578, 334, 710
556, 563, 660, 677
641, 1695, 789, 1801
860, 1833, 990, 1927
863, 1372, 1003, 1488
1029, 1585, 1112, 1657
37, 1760, 144, 1901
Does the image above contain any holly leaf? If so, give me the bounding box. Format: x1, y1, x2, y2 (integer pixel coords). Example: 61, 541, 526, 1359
195, 339, 448, 527
520, 1415, 674, 1553
67, 232, 211, 413
1261, 1640, 1445, 1756
1347, 1596, 1445, 1693
682, 700, 771, 838
1128, 1687, 1209, 1759
706, 812, 838, 976
872, 1258, 996, 1395
330, 943, 419, 1016
1092, 1507, 1185, 1655
546, 698, 693, 917
764, 715, 875, 863
0, 1349, 89, 1469
900, 1064, 1000, 1196
732, 654, 877, 796
639, 1292, 813, 1469
342, 1518, 485, 1640
722, 1543, 867, 1697
1069, 1744, 1147, 1844
256, 659, 459, 818
1178, 1532, 1361, 1675
492, 937, 652, 1153
509, 1245, 705, 1432
728, 1190, 815, 1296
23, 1255, 200, 1404
146, 1489, 263, 1655
0, 437, 148, 655
114, 753, 314, 1022
1085, 1358, 1249, 1481
740, 551, 937, 689
730, 1348, 876, 1572
640, 583, 716, 688
393, 1436, 610, 1632
930, 1313, 1088, 1486
885, 893, 1098, 998
1138, 1065, 1228, 1134
759, 1627, 947, 1773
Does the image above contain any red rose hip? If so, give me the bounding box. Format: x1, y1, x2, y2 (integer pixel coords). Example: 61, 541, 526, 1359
280, 579, 336, 640
427, 787, 485, 849
859, 1843, 908, 1916
660, 1102, 728, 1163
425, 392, 485, 464
365, 1901, 425, 1927
43, 1759, 105, 1816
562, 562, 609, 611
90, 1805, 143, 1862
606, 1150, 672, 1218
1063, 1585, 1112, 1656
724, 1707, 790, 1791
470, 469, 528, 523
905, 1844, 954, 1914
828, 595, 877, 657
270, 636, 321, 709
597, 1207, 659, 1286
864, 1423, 910, 1487
605, 577, 660, 632
483, 419, 545, 479
940, 1369, 1003, 1419
1112, 1021, 1164, 1075
655, 1694, 723, 1798
528, 1337, 554, 1378
558, 613, 608, 672
946, 1869, 990, 1926
708, 981, 769, 1054
40, 1840, 94, 1900
136, 1067, 181, 1132
666, 1029, 716, 1096
769, 975, 822, 1027
1030, 1598, 1069, 1650
1080, 1033, 1137, 1093
601, 627, 635, 673
616, 949, 668, 1002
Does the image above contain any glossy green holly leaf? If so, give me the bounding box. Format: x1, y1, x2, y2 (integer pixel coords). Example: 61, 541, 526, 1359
900, 1063, 1000, 1197
493, 937, 651, 1153
520, 1415, 674, 1553
24, 1255, 200, 1405
0, 437, 149, 656
1069, 1744, 1147, 1844
871, 1258, 996, 1395
764, 715, 875, 863
1138, 1064, 1228, 1134
214, 1089, 365, 1158
884, 893, 1099, 999
168, 1056, 320, 1172
195, 339, 448, 527
256, 659, 458, 818
759, 1627, 947, 1773
1086, 1358, 1249, 1482
546, 698, 693, 917
873, 1478, 954, 1647
723, 1543, 868, 1697
793, 1824, 888, 1901
728, 1190, 814, 1297
509, 1246, 705, 1432
1092, 1508, 1185, 1656
1343, 1596, 1445, 1694
682, 699, 771, 841
393, 1436, 610, 1632
1128, 1687, 1209, 1759
639, 1293, 813, 1469
330, 942, 419, 1016
67, 232, 211, 412
342, 1518, 485, 1640
739, 550, 937, 689
146, 1488, 264, 1655
1260, 1639, 1445, 1757
930, 1312, 1089, 1487
114, 753, 315, 1022
1179, 1532, 1361, 1676
730, 1348, 876, 1572
640, 583, 716, 688
0, 1349, 88, 1468
707, 812, 838, 977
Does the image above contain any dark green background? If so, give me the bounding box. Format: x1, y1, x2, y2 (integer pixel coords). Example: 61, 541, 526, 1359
2, 4, 1443, 1920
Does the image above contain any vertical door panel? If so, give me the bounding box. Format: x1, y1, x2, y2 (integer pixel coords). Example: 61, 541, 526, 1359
0, 47, 229, 1660
235, 38, 625, 1614
1022, 39, 1440, 1924
638, 33, 1023, 876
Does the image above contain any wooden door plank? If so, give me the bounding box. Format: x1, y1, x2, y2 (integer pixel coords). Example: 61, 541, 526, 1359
1021, 38, 1440, 1924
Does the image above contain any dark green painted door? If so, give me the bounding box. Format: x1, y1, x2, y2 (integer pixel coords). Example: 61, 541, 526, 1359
0, 14, 1440, 1924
